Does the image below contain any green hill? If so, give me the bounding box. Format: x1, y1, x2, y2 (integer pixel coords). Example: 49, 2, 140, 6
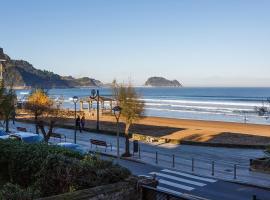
0, 48, 102, 89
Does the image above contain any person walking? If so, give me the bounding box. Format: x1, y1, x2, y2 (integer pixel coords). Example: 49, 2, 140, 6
75, 115, 82, 133
81, 114, 85, 130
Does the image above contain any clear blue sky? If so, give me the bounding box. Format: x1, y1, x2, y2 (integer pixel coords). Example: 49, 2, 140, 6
1, 0, 270, 86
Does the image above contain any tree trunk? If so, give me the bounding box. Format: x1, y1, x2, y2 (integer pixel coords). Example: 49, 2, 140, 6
35, 114, 39, 134
5, 118, 9, 132
122, 123, 131, 157
38, 120, 55, 143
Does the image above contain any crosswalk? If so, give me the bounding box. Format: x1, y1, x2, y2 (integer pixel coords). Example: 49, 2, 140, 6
141, 168, 217, 196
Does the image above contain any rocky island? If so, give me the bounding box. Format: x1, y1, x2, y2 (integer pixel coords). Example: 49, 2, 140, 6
0, 48, 102, 89
145, 77, 182, 87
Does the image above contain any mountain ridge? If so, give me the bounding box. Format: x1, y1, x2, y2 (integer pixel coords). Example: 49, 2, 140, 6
0, 48, 102, 89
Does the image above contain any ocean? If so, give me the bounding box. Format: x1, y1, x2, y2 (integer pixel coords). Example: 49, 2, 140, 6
16, 87, 270, 125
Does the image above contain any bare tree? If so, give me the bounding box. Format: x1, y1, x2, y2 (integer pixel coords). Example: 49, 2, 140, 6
24, 88, 53, 134
112, 81, 144, 157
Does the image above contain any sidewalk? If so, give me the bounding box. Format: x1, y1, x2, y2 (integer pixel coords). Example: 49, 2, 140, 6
13, 121, 270, 188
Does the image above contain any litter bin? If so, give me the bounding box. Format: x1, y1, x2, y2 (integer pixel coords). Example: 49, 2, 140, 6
133, 140, 139, 154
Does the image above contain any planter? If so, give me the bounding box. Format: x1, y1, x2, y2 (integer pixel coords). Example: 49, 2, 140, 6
250, 157, 270, 173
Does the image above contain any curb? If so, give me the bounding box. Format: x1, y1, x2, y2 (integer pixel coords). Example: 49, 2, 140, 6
225, 180, 270, 191
89, 150, 146, 164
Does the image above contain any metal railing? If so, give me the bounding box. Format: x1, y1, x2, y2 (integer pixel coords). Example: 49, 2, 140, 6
132, 143, 270, 184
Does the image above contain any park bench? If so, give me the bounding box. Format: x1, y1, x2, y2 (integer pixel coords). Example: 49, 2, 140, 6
51, 133, 66, 142
90, 139, 112, 152
17, 127, 27, 132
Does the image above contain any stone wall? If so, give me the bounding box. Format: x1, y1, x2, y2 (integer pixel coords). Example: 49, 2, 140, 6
38, 177, 139, 200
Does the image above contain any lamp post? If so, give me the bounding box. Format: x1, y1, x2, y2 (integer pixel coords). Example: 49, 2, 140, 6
72, 96, 79, 144
112, 106, 122, 160
90, 89, 100, 131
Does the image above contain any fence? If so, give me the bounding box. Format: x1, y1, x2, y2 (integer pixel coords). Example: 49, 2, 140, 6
131, 143, 270, 184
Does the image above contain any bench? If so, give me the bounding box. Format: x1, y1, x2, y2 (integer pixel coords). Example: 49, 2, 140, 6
17, 127, 27, 132
90, 139, 112, 152
51, 133, 66, 142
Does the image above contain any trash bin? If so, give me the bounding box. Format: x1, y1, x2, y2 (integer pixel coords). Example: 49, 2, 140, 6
133, 140, 139, 153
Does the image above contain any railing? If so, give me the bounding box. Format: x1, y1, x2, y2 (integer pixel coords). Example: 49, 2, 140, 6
132, 143, 270, 184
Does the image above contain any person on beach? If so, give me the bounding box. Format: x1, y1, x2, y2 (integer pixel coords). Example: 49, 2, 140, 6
11, 110, 16, 125
81, 114, 85, 130
75, 115, 82, 133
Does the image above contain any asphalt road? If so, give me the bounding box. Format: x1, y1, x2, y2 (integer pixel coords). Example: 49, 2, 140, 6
107, 156, 270, 200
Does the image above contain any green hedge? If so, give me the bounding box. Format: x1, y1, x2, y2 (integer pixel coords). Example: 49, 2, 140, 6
0, 140, 130, 199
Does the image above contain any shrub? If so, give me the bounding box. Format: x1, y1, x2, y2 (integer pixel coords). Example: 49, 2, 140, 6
0, 140, 83, 186
0, 183, 39, 200
0, 140, 131, 198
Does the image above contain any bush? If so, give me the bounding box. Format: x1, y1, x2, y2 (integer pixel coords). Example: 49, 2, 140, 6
0, 140, 131, 198
0, 140, 83, 186
0, 183, 39, 200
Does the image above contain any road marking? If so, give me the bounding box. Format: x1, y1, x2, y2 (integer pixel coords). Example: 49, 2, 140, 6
150, 172, 206, 186
162, 169, 217, 183
159, 179, 194, 191
157, 186, 183, 196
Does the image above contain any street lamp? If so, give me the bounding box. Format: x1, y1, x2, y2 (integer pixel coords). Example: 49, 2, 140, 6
73, 96, 79, 144
112, 106, 122, 160
90, 89, 100, 131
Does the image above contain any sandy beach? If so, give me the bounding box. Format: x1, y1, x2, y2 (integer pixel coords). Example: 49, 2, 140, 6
18, 111, 270, 146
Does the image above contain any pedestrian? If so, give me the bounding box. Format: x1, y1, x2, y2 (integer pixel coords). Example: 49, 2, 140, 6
81, 114, 85, 130
75, 115, 82, 133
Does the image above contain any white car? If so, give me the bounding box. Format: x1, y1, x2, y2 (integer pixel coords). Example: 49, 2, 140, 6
0, 131, 44, 143
56, 142, 88, 154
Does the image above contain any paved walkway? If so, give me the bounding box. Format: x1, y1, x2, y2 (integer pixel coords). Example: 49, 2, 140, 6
11, 121, 270, 188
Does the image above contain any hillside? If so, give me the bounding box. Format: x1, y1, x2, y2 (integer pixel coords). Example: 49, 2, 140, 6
0, 48, 102, 88
145, 77, 182, 87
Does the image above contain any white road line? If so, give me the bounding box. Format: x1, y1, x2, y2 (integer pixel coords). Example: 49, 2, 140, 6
159, 179, 194, 191
157, 186, 183, 196
149, 172, 206, 186
162, 169, 217, 183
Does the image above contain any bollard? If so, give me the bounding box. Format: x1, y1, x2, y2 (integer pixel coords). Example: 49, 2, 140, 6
192, 158, 194, 172
138, 144, 141, 159
212, 161, 215, 176
234, 164, 237, 179
172, 154, 175, 168
156, 151, 158, 164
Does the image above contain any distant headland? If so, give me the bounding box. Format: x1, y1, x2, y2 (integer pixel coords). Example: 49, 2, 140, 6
144, 77, 182, 87
0, 48, 103, 89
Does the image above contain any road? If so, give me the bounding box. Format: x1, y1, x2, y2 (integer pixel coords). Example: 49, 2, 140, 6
110, 157, 270, 200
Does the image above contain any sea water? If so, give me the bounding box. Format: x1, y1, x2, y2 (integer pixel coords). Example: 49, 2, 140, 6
16, 87, 270, 125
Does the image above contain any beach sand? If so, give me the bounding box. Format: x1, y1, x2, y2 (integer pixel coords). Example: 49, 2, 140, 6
17, 111, 270, 146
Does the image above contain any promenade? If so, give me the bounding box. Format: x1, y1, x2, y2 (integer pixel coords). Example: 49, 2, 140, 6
13, 121, 270, 189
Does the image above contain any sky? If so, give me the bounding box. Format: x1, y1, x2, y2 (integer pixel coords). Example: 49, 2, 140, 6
0, 0, 270, 87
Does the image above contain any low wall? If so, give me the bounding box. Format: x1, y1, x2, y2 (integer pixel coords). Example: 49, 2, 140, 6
38, 177, 139, 200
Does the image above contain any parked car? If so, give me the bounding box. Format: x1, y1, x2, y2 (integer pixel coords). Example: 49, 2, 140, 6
56, 142, 88, 155
0, 131, 44, 143
0, 130, 9, 140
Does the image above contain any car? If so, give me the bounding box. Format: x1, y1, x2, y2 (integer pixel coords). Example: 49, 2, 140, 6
0, 129, 9, 140
56, 142, 88, 154
0, 131, 44, 143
